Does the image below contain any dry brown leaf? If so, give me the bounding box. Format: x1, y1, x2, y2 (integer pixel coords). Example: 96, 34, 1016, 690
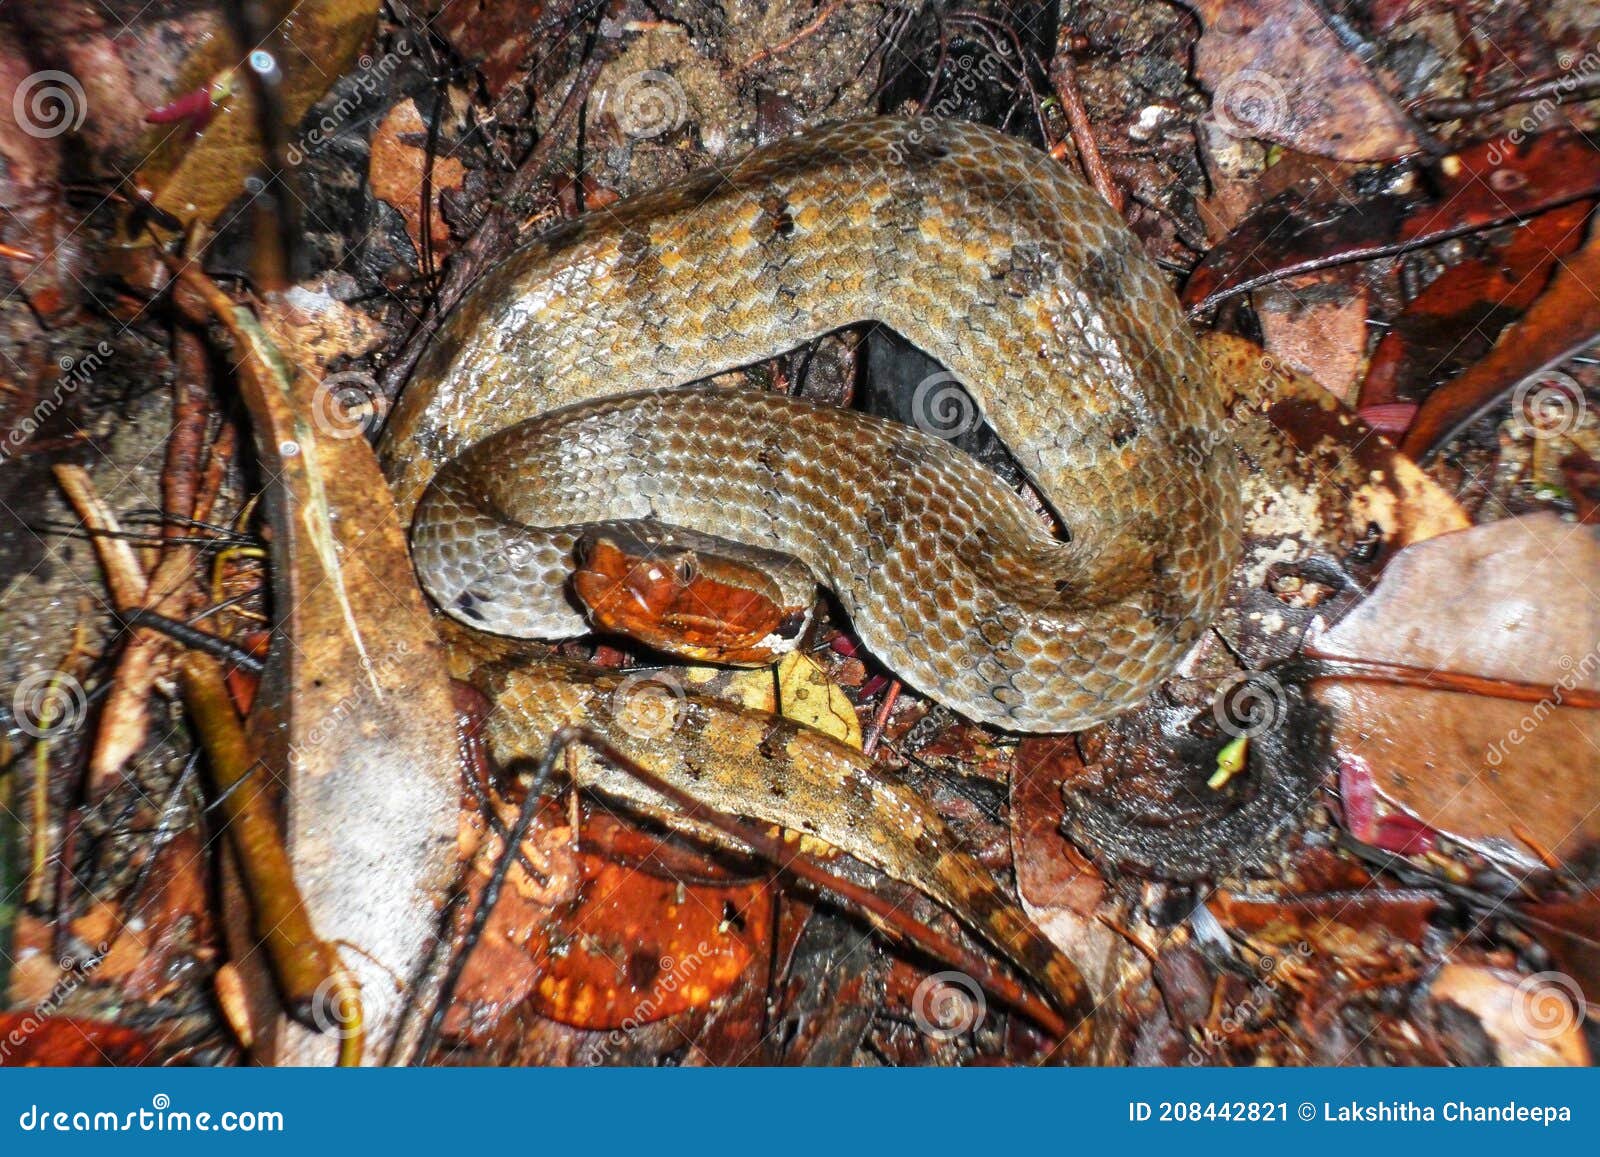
1255, 271, 1370, 404
181, 271, 458, 1065
368, 99, 468, 260
1428, 964, 1591, 1066
1204, 332, 1469, 669
1186, 0, 1426, 162
127, 0, 378, 236
1313, 514, 1600, 865
1010, 738, 1125, 1016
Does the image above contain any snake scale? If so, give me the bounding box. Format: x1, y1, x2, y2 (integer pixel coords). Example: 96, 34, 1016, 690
379, 117, 1239, 1014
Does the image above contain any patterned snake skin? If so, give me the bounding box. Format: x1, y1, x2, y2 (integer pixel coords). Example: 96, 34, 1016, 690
381, 117, 1238, 733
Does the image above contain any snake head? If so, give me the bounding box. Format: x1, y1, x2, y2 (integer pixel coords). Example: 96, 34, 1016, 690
572, 527, 811, 666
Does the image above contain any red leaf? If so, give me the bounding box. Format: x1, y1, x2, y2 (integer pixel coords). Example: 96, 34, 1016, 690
1337, 754, 1377, 842
1356, 403, 1418, 437
145, 85, 219, 130
1372, 814, 1437, 856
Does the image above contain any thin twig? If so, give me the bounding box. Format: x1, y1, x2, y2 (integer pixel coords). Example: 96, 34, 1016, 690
743, 0, 848, 68
415, 733, 567, 1060
862, 680, 901, 756
176, 651, 361, 1065
1414, 73, 1600, 121
1295, 653, 1600, 709
1047, 23, 1122, 212
52, 465, 149, 607
120, 609, 264, 675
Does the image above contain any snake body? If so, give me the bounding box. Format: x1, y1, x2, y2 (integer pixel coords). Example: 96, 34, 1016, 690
383, 117, 1237, 734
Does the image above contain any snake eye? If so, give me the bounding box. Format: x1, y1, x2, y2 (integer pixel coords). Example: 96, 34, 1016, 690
673, 555, 698, 586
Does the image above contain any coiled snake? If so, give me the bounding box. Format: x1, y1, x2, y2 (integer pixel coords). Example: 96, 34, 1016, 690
378, 117, 1239, 1010
383, 116, 1236, 730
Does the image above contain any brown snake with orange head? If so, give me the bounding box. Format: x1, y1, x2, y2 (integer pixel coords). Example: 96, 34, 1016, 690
379, 116, 1240, 1014
383, 116, 1238, 730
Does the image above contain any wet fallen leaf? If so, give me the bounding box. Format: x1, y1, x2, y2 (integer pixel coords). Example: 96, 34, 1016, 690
444, 806, 576, 1042
1361, 202, 1594, 408
0, 1015, 159, 1066
1311, 514, 1600, 866
434, 0, 546, 99
258, 275, 386, 366
1210, 887, 1438, 955
1186, 0, 1426, 161
1010, 737, 1122, 1010
446, 800, 768, 1039
1401, 216, 1600, 459
527, 851, 770, 1031
1185, 131, 1600, 313
70, 831, 213, 1003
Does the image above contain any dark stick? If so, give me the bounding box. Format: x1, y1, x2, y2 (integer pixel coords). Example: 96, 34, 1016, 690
414, 733, 566, 1061
120, 609, 265, 675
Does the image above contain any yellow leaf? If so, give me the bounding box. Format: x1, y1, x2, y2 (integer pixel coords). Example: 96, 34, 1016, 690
127, 0, 379, 238
775, 652, 862, 750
